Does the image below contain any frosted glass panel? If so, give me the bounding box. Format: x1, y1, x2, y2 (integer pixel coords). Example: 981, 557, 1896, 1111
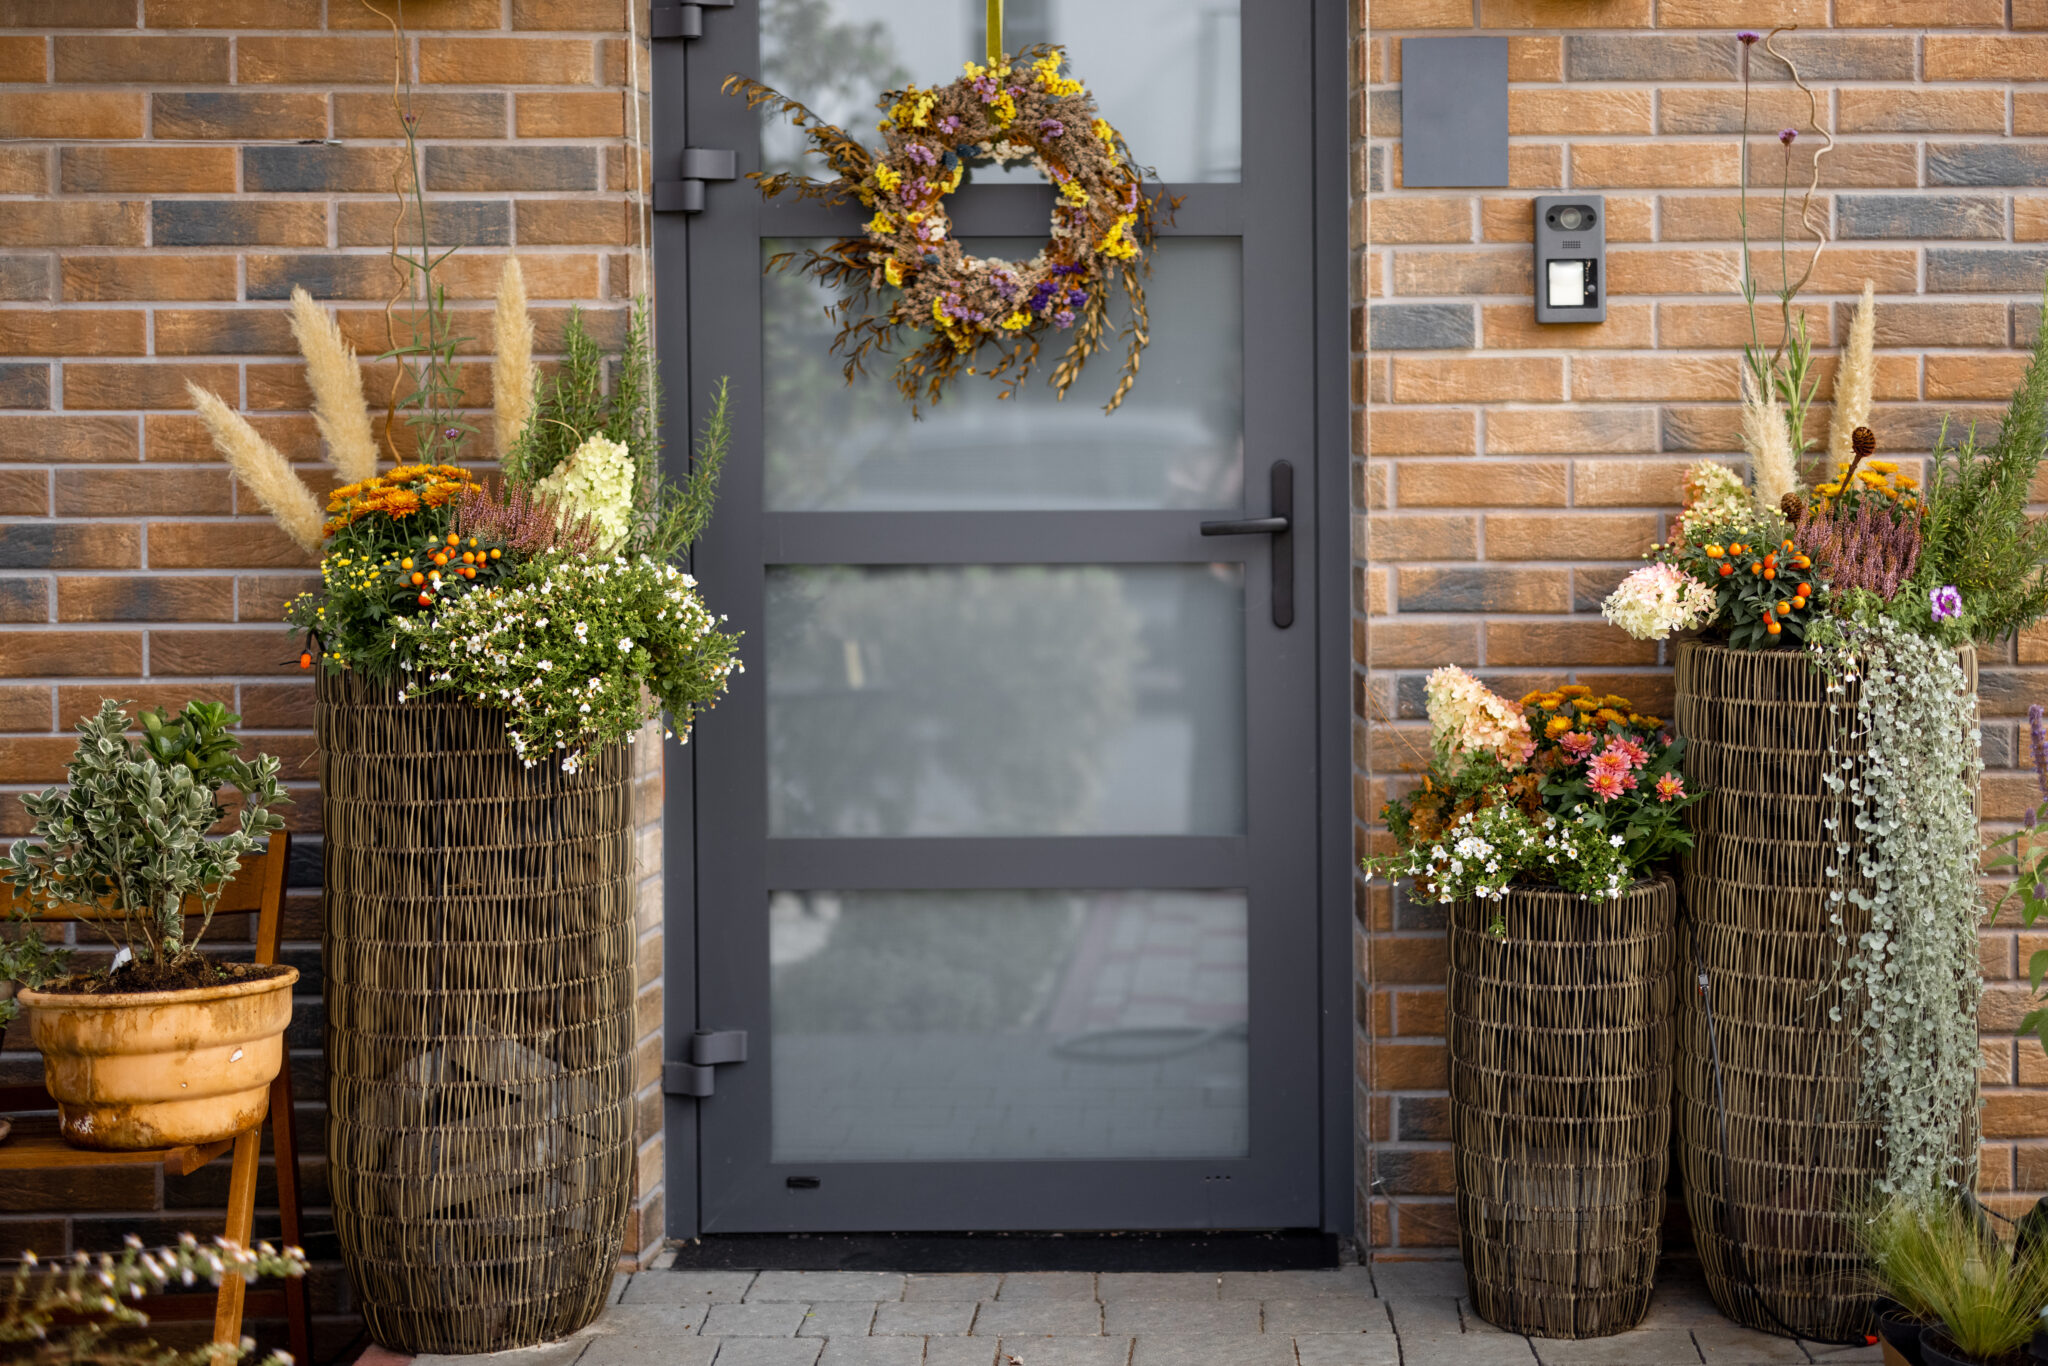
763, 238, 1243, 511
769, 889, 1250, 1162
759, 0, 1241, 184
765, 564, 1245, 837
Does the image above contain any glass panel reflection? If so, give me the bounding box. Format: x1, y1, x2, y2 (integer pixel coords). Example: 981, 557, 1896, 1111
766, 564, 1246, 837
759, 0, 1241, 184
770, 889, 1250, 1162
764, 238, 1242, 512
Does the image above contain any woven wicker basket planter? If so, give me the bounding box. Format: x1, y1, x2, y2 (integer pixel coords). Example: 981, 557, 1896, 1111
1673, 639, 1977, 1342
319, 673, 638, 1355
1448, 877, 1677, 1339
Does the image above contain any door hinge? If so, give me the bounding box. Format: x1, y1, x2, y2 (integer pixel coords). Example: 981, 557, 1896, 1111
664, 1028, 748, 1097
654, 148, 737, 213
650, 0, 734, 39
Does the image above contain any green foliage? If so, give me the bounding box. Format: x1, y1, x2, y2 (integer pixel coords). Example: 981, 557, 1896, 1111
637, 376, 731, 563
1, 700, 287, 971
502, 309, 608, 486
1665, 520, 1819, 650
2, 1235, 305, 1366
1861, 1196, 2048, 1362
1912, 292, 2048, 643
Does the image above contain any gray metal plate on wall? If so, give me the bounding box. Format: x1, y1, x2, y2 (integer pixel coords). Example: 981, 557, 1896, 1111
1399, 37, 1509, 189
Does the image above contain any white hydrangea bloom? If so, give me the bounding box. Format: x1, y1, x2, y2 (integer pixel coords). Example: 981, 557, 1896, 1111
535, 432, 636, 552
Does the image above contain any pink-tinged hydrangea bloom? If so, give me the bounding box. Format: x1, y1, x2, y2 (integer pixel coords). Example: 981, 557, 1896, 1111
1656, 772, 1686, 802
1423, 665, 1535, 772
1560, 731, 1596, 760
1602, 562, 1718, 641
1587, 768, 1628, 800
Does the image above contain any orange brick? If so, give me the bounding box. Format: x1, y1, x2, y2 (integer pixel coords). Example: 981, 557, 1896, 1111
1753, 140, 1918, 191
52, 35, 229, 84
329, 0, 502, 24
1509, 90, 1652, 136
1926, 36, 2048, 80
515, 199, 635, 247
62, 256, 237, 302
1397, 460, 1566, 508
1803, 249, 1920, 296
1486, 621, 1657, 667
515, 90, 624, 137
1367, 0, 1471, 23
0, 90, 142, 139
1481, 0, 1648, 24
0, 147, 45, 195
333, 90, 508, 139
1574, 355, 1739, 402
1367, 198, 1473, 246
1485, 408, 1656, 456
57, 577, 235, 624
1391, 250, 1532, 296
0, 201, 143, 248
147, 628, 309, 676
1573, 459, 1689, 507
0, 415, 137, 465
1840, 0, 2002, 19
61, 363, 238, 412
419, 38, 596, 85
511, 0, 628, 24
1657, 301, 1831, 350
1571, 143, 1739, 190
1481, 303, 1652, 350
58, 146, 236, 195
0, 631, 142, 679
1657, 0, 1826, 20
1370, 515, 1479, 562
1658, 88, 1814, 138
1373, 1042, 1449, 1090
1391, 356, 1563, 404
0, 36, 41, 82
143, 0, 320, 23
0, 310, 144, 357
1928, 355, 2033, 402
1839, 87, 2006, 134
236, 37, 391, 85
1657, 195, 1751, 242
1485, 513, 1660, 561
1507, 37, 1563, 81
1367, 410, 1476, 456
1606, 249, 1742, 296
146, 524, 314, 572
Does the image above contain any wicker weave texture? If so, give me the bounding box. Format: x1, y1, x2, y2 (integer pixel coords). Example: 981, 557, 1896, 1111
1448, 878, 1676, 1339
320, 673, 637, 1354
1673, 640, 1977, 1342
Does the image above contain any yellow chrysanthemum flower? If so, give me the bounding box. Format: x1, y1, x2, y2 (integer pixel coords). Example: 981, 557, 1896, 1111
884, 258, 905, 287
867, 212, 895, 236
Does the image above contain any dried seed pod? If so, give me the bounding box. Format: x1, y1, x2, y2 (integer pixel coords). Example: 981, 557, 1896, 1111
1851, 425, 1876, 459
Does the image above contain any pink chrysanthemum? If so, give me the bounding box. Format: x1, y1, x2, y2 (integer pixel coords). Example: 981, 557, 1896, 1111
1605, 737, 1650, 770
1587, 769, 1628, 801
1560, 730, 1596, 759
1656, 772, 1686, 802
1588, 750, 1638, 792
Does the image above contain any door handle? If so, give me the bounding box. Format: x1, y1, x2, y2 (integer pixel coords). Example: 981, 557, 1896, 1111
1199, 460, 1294, 629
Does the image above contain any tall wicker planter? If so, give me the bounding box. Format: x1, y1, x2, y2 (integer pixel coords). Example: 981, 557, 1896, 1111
1449, 878, 1677, 1339
1673, 640, 1977, 1342
320, 673, 638, 1354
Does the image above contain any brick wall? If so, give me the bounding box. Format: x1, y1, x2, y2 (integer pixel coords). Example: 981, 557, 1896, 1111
0, 0, 662, 1354
1354, 3, 2048, 1251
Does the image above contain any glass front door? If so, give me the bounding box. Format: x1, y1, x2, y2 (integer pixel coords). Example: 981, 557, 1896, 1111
668, 0, 1323, 1233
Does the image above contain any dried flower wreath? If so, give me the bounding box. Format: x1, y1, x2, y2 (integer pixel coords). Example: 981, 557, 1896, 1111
726, 46, 1169, 414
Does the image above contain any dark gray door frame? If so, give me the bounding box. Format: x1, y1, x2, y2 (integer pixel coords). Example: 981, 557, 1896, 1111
654, 0, 1355, 1242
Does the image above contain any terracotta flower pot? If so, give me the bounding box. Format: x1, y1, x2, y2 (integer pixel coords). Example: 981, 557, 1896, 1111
20, 968, 298, 1151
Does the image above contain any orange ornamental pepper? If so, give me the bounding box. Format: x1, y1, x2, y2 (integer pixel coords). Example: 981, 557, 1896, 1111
1764, 568, 1776, 580
1750, 562, 1763, 575
1718, 562, 1734, 577
1705, 544, 1724, 558
299, 652, 313, 669
417, 592, 433, 606
1776, 601, 1792, 615
1795, 583, 1811, 597
410, 572, 425, 585
1763, 553, 1777, 568
1766, 620, 1782, 635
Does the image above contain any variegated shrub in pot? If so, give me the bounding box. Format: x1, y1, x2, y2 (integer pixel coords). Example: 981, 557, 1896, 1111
1369, 670, 1697, 1338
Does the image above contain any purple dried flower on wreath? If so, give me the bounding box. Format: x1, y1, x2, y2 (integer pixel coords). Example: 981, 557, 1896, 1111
1930, 584, 1962, 622
1039, 118, 1066, 139
1053, 309, 1076, 328
1779, 128, 1799, 145
937, 114, 962, 134
906, 143, 937, 167
2031, 704, 2048, 800
1737, 30, 1761, 43
972, 75, 998, 100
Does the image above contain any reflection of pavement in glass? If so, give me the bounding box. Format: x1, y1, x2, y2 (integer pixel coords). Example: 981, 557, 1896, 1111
771, 895, 1249, 1164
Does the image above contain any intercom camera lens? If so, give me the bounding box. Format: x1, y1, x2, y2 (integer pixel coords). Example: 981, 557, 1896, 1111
1557, 206, 1589, 230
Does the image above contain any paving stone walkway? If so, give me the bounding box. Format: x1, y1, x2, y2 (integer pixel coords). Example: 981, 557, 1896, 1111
383, 1260, 1886, 1366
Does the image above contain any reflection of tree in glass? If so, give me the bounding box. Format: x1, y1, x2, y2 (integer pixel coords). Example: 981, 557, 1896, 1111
760, 0, 910, 177
767, 567, 1142, 836
773, 892, 1078, 1033
761, 243, 904, 506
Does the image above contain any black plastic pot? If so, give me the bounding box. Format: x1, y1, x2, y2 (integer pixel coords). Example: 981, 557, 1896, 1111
1872, 1301, 1925, 1366
1920, 1325, 2030, 1366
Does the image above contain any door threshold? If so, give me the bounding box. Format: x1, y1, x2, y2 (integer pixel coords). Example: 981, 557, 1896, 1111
663, 1231, 1341, 1273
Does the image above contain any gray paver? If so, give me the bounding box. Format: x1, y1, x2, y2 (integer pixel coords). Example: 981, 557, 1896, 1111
904, 1274, 1004, 1302
814, 1339, 924, 1366
994, 1338, 1134, 1366
1531, 1329, 1703, 1365
623, 1271, 758, 1305
796, 1303, 879, 1338
873, 1300, 977, 1335
1396, 1334, 1540, 1365
411, 1346, 588, 1366
609, 1274, 630, 1307
587, 1303, 708, 1337
1130, 1335, 1296, 1366
1102, 1300, 1259, 1335
1260, 1297, 1391, 1334
998, 1272, 1100, 1300
1293, 1335, 1404, 1366
709, 1342, 824, 1366
1097, 1272, 1222, 1301
920, 1338, 1001, 1366
749, 1272, 907, 1303
1368, 1261, 1468, 1299
1689, 1320, 1808, 1364
582, 1332, 719, 1366
1455, 1300, 1523, 1336
1221, 1267, 1376, 1300
703, 1302, 812, 1337
1386, 1296, 1464, 1338
971, 1299, 1104, 1336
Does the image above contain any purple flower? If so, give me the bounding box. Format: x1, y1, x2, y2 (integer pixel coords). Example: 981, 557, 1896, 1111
937, 115, 961, 134
2030, 704, 2047, 799
1931, 584, 1962, 621
972, 75, 998, 101
906, 143, 937, 167
1737, 30, 1760, 44
1039, 118, 1065, 139
1779, 127, 1798, 145
1052, 309, 1075, 328
444, 427, 460, 440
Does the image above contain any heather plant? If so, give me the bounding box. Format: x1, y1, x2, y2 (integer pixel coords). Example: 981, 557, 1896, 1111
1, 701, 287, 982
2, 1236, 305, 1366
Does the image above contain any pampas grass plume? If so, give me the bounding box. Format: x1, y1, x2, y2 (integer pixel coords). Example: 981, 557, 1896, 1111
1742, 365, 1801, 513
286, 286, 378, 486
1827, 281, 1877, 475
188, 383, 324, 556
494, 256, 536, 462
